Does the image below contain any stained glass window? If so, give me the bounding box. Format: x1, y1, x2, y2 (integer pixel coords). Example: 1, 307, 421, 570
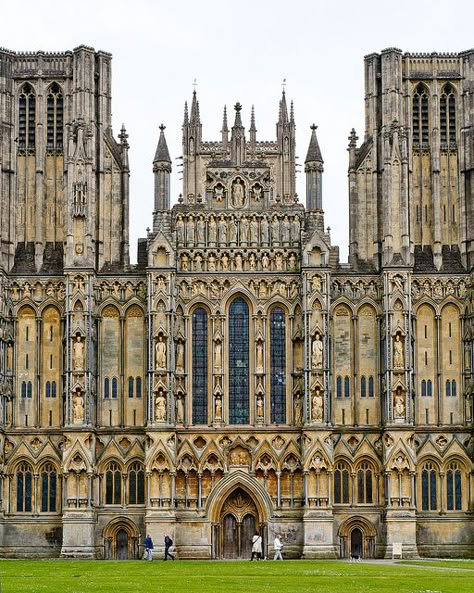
192, 307, 208, 424
361, 376, 366, 398
421, 462, 437, 511
368, 376, 374, 398
104, 377, 110, 399
336, 376, 342, 398
357, 462, 373, 504
136, 376, 142, 398
334, 462, 350, 504
446, 462, 462, 511
128, 462, 145, 504
40, 463, 57, 512
229, 298, 249, 424
270, 308, 286, 424
344, 376, 350, 398
16, 462, 33, 512
112, 377, 118, 399
105, 462, 121, 505
128, 377, 134, 398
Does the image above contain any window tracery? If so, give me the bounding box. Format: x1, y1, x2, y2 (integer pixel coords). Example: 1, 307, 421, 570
270, 307, 286, 424
192, 307, 208, 424
229, 298, 249, 424
19, 83, 36, 152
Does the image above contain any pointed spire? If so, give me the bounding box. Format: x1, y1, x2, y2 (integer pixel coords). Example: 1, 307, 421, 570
190, 90, 201, 125
290, 100, 294, 124
222, 105, 229, 132
233, 101, 243, 128
183, 101, 189, 126
279, 90, 289, 124
305, 124, 323, 164
154, 124, 171, 163
250, 105, 256, 132
119, 123, 129, 147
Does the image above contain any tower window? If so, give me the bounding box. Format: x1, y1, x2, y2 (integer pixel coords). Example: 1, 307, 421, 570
412, 84, 429, 147
361, 376, 366, 398
336, 376, 342, 398
46, 83, 63, 152
344, 376, 350, 398
18, 83, 36, 152
440, 84, 456, 148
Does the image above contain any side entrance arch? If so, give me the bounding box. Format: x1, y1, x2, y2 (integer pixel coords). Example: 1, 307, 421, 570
103, 517, 140, 560
338, 517, 377, 559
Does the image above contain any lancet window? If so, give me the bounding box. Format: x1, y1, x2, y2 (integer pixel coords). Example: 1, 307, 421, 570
229, 297, 249, 424
46, 82, 63, 152
192, 307, 208, 425
18, 83, 36, 151
270, 307, 286, 424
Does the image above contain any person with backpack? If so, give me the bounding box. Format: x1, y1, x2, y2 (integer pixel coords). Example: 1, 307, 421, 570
250, 532, 262, 560
144, 533, 154, 561
164, 533, 175, 560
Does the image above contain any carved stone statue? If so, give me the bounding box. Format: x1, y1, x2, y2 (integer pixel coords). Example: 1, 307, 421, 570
393, 333, 404, 369
6, 343, 13, 372
208, 215, 217, 244
155, 335, 167, 369
271, 215, 280, 244
196, 215, 205, 245
394, 387, 405, 418
260, 215, 269, 245
262, 253, 270, 271
73, 335, 85, 371
256, 340, 264, 373
215, 339, 222, 372
312, 332, 323, 369
291, 215, 300, 243
256, 395, 264, 418
281, 215, 290, 244
250, 215, 259, 245
312, 386, 324, 423
176, 340, 185, 373
234, 253, 243, 271
214, 184, 224, 202
176, 214, 185, 244
228, 218, 238, 244
232, 179, 245, 208
73, 388, 84, 423
176, 394, 184, 424
215, 395, 222, 421
208, 253, 216, 271
221, 253, 229, 271
218, 215, 227, 244
186, 215, 195, 245
240, 216, 249, 244
154, 389, 167, 422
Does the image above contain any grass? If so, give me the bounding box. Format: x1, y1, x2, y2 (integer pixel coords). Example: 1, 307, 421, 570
0, 559, 473, 593
401, 560, 474, 570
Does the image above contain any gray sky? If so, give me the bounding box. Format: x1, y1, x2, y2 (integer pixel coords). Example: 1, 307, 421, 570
3, 0, 474, 263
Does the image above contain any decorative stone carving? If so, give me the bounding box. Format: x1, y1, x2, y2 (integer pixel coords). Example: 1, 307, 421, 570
176, 339, 185, 374
73, 335, 85, 371
155, 335, 167, 370
311, 385, 324, 423
312, 332, 323, 370
154, 388, 167, 422
394, 386, 406, 419
73, 388, 84, 423
393, 333, 404, 369
231, 178, 245, 208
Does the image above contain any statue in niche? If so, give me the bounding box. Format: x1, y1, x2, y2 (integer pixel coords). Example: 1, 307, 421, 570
176, 214, 185, 244
154, 388, 167, 422
6, 343, 13, 372
214, 184, 224, 202
271, 215, 280, 244
73, 388, 84, 423
311, 385, 324, 423
289, 281, 298, 300
176, 340, 185, 373
394, 387, 406, 418
208, 215, 217, 244
194, 253, 203, 272
262, 253, 270, 271
210, 281, 219, 299
256, 340, 264, 373
232, 178, 245, 208
157, 276, 166, 292
312, 275, 321, 292
196, 215, 205, 245
215, 395, 222, 421
155, 335, 167, 369
249, 253, 257, 271
288, 253, 297, 271
73, 335, 85, 371
261, 215, 269, 245
208, 253, 216, 271
186, 215, 195, 245
218, 215, 227, 244
180, 253, 189, 271
275, 252, 284, 271
258, 281, 267, 299
293, 379, 303, 425
221, 253, 229, 271
176, 394, 185, 424
393, 333, 404, 369
228, 218, 238, 244
240, 216, 249, 244
281, 215, 290, 244
256, 395, 264, 418
250, 215, 259, 244
215, 339, 222, 372
252, 184, 262, 201
312, 332, 323, 369
234, 253, 243, 271
291, 215, 300, 243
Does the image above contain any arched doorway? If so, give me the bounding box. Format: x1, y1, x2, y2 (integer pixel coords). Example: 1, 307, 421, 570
219, 488, 260, 559
350, 528, 363, 558
103, 517, 140, 560
116, 529, 129, 560
338, 517, 377, 559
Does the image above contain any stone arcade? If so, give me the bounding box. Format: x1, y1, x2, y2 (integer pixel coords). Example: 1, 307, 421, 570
0, 46, 473, 559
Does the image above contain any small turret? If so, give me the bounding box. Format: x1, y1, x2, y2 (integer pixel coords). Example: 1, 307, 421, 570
221, 105, 229, 152
231, 102, 245, 165
249, 105, 257, 151
305, 124, 324, 211
153, 124, 172, 211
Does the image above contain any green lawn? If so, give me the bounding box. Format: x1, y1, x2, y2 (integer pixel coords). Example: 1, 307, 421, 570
0, 559, 473, 593
401, 560, 474, 570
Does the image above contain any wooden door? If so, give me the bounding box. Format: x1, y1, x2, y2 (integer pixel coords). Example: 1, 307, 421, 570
350, 528, 363, 558
222, 514, 237, 558
116, 529, 129, 560
241, 514, 256, 559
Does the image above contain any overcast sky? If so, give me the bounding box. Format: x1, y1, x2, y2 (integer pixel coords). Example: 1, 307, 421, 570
3, 0, 474, 262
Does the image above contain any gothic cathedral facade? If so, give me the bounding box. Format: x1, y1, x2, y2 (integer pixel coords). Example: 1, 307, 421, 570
0, 46, 473, 559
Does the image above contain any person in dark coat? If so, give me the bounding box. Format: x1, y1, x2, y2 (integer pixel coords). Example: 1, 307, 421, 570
164, 533, 175, 560
144, 534, 154, 561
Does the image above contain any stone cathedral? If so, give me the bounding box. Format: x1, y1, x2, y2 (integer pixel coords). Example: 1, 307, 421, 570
0, 45, 473, 560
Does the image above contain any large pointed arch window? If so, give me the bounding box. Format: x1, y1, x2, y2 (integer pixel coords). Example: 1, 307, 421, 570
105, 461, 122, 505
412, 84, 429, 147
46, 82, 63, 152
192, 307, 208, 424
440, 84, 456, 148
446, 462, 462, 511
40, 463, 57, 512
16, 462, 33, 512
421, 461, 438, 511
229, 297, 249, 424
19, 83, 36, 152
270, 307, 286, 424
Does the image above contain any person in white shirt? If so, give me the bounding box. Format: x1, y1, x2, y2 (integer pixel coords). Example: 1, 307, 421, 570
273, 534, 283, 560
250, 532, 262, 560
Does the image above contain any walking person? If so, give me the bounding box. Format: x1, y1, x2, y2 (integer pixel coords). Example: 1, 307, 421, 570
164, 533, 175, 560
144, 533, 154, 561
273, 534, 283, 560
250, 532, 262, 560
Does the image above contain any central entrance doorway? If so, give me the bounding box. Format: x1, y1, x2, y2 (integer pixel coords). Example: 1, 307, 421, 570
219, 488, 260, 559
350, 528, 363, 558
